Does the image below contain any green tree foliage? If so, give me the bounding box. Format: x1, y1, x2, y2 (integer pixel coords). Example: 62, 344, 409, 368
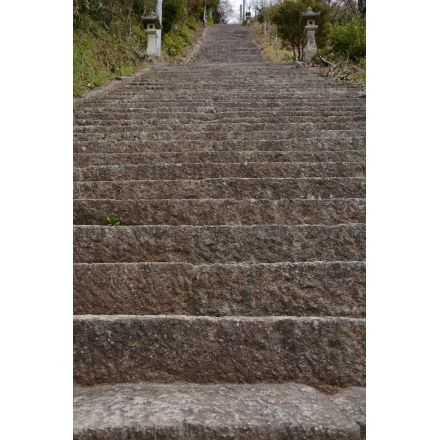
212, 0, 234, 24
270, 0, 329, 61
74, 0, 156, 29
327, 15, 365, 60
73, 0, 236, 96
162, 0, 188, 33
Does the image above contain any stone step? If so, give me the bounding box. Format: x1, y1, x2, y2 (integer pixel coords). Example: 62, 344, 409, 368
73, 224, 365, 264
79, 98, 364, 108
96, 93, 362, 102
73, 261, 365, 317
92, 82, 361, 90
74, 138, 366, 153
126, 80, 350, 88
74, 177, 365, 200
123, 79, 359, 87
78, 74, 358, 83
74, 110, 365, 122
73, 129, 365, 142
73, 122, 366, 134
118, 75, 356, 84
73, 198, 365, 226
73, 315, 365, 387
73, 383, 365, 440
141, 66, 350, 74
74, 114, 365, 125
76, 102, 365, 113
73, 150, 366, 167
73, 162, 366, 182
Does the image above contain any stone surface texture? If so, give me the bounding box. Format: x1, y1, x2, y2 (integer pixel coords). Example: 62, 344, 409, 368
74, 383, 362, 440
73, 262, 365, 316
74, 315, 365, 387
73, 24, 366, 439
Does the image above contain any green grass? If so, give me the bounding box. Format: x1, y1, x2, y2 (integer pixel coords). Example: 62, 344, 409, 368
162, 22, 203, 60
74, 16, 204, 96
73, 16, 148, 97
318, 55, 366, 89
106, 215, 121, 226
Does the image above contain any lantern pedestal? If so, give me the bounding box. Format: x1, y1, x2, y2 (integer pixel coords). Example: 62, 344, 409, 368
142, 14, 162, 57
302, 7, 320, 62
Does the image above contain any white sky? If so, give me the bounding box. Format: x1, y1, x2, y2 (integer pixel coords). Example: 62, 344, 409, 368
228, 0, 251, 23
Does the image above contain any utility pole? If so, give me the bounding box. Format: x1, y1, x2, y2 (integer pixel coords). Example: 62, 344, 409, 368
155, 0, 163, 56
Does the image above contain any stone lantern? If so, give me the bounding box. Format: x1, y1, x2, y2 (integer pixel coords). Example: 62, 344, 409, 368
302, 6, 320, 62
141, 13, 162, 57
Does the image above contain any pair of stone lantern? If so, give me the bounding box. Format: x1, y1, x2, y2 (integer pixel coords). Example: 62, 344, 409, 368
302, 6, 320, 62
142, 13, 162, 57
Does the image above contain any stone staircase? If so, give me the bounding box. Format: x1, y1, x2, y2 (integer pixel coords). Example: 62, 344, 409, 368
73, 24, 366, 439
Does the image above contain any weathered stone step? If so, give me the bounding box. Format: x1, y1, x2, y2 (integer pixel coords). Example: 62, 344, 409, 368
73, 315, 365, 387
132, 78, 343, 87
74, 114, 365, 125
73, 383, 365, 440
73, 122, 366, 135
74, 198, 365, 226
81, 84, 362, 94
87, 97, 364, 108
74, 261, 365, 317
74, 110, 365, 122
73, 224, 365, 264
76, 102, 365, 113
73, 150, 366, 167
148, 64, 322, 72
123, 72, 353, 81
74, 138, 366, 153
105, 91, 362, 100
74, 177, 365, 200
73, 129, 365, 142
74, 162, 366, 182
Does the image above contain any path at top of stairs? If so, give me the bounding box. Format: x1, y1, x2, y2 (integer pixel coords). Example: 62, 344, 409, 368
73, 24, 366, 439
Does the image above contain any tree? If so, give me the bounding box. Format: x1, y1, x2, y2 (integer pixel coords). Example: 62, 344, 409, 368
358, 0, 365, 18
213, 0, 236, 23
271, 0, 329, 60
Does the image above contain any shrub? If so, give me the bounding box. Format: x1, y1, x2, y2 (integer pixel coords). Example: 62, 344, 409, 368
328, 16, 366, 61
270, 0, 329, 61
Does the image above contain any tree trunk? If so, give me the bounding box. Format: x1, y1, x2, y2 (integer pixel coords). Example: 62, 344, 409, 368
358, 0, 366, 18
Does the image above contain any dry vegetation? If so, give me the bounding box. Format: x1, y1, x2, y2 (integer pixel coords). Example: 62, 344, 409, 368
249, 19, 365, 90
249, 21, 294, 63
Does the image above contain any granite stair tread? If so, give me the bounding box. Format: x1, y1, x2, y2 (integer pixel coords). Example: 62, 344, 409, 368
73, 382, 365, 440
73, 315, 365, 387
73, 261, 366, 316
